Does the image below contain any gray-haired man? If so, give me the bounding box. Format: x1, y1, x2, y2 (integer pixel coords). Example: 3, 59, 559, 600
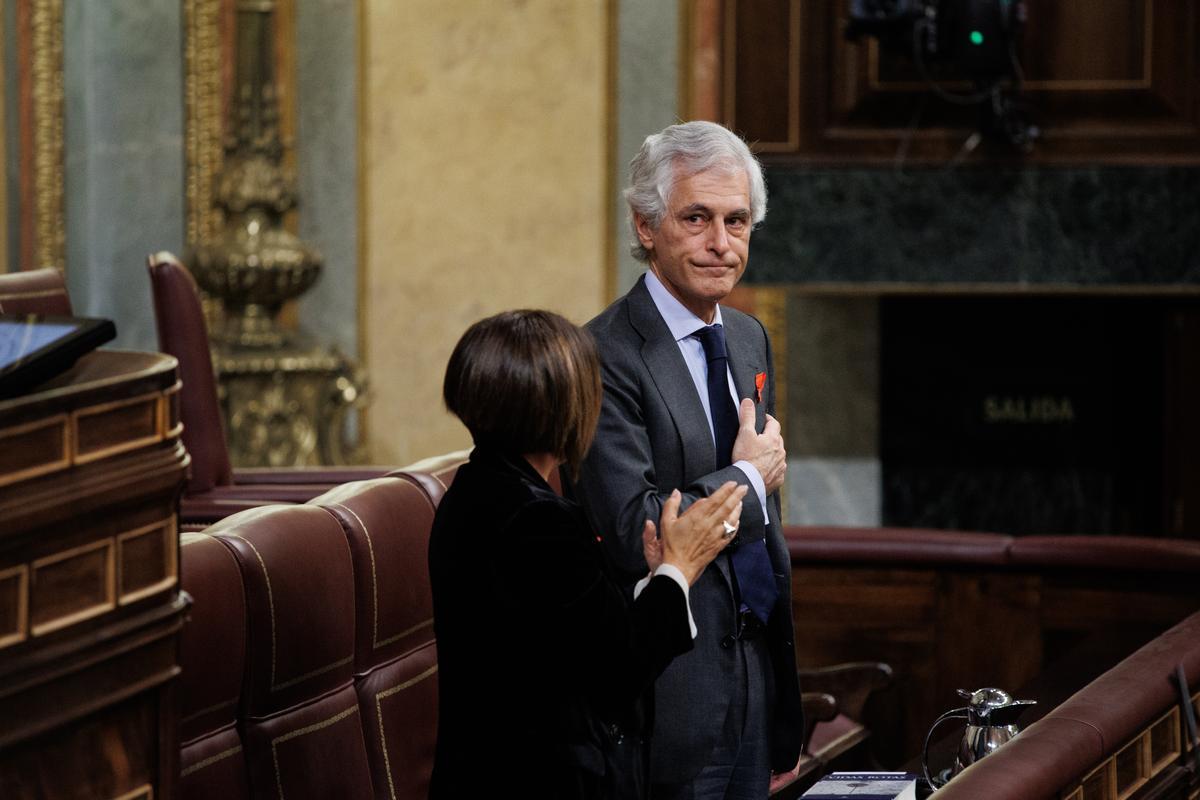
575, 121, 803, 799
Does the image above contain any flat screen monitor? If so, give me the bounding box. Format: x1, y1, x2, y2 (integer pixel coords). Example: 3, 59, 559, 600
0, 314, 117, 399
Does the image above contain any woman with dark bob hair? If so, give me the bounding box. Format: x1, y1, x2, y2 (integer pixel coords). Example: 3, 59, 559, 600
429, 309, 746, 799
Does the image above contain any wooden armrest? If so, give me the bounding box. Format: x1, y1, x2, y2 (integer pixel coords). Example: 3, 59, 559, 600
798, 662, 894, 722
802, 692, 839, 725
802, 691, 840, 754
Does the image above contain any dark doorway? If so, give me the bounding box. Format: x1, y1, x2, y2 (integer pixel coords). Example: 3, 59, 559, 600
880, 295, 1199, 536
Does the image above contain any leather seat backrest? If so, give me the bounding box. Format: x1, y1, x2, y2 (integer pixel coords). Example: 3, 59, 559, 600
0, 267, 73, 315
178, 531, 251, 800
208, 504, 374, 799
146, 251, 233, 494
310, 477, 440, 800
387, 449, 471, 506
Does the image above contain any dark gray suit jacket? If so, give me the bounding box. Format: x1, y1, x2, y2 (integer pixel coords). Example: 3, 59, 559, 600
575, 275, 803, 783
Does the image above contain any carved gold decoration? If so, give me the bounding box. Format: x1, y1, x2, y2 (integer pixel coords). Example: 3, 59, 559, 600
184, 0, 367, 467
190, 0, 322, 349
184, 0, 225, 247
216, 345, 366, 466
28, 0, 66, 271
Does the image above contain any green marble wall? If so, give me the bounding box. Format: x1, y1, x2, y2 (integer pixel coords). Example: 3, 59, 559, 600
751, 166, 1200, 285
758, 164, 1200, 527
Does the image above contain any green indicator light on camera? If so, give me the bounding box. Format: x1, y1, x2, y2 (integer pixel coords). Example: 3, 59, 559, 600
970, 30, 984, 45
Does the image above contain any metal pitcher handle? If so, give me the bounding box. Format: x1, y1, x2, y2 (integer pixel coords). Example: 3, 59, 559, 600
923, 707, 969, 789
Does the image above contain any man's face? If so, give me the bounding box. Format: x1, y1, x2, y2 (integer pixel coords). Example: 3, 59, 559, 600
636, 166, 752, 323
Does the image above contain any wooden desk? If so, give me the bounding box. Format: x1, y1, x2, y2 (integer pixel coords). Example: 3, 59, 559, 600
0, 350, 190, 799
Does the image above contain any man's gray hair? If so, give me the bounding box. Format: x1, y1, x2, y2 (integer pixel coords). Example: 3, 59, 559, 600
624, 120, 767, 263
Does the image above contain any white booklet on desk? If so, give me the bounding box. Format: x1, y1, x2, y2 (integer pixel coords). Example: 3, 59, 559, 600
801, 772, 918, 799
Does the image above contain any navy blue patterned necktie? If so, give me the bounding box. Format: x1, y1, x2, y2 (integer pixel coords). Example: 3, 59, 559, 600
693, 323, 778, 625
693, 324, 739, 469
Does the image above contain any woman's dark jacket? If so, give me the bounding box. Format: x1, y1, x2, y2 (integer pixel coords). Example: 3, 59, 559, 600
428, 445, 694, 799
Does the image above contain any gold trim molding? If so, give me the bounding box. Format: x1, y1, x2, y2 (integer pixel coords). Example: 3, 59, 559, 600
21, 0, 66, 271
184, 0, 225, 246
753, 286, 788, 521
0, 2, 7, 273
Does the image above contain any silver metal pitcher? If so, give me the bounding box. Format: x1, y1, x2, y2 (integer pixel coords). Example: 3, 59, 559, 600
922, 687, 1036, 788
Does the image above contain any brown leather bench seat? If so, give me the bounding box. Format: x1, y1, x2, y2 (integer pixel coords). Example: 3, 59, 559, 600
310, 476, 444, 799
179, 531, 251, 800
179, 473, 1200, 796
177, 461, 460, 799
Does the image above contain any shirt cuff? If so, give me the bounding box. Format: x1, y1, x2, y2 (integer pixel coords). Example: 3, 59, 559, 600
633, 563, 697, 639
733, 459, 770, 523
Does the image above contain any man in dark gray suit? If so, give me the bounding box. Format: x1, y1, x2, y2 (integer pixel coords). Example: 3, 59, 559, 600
575, 121, 803, 799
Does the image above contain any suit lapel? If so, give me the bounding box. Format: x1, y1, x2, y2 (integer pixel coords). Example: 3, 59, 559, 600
626, 278, 741, 590
627, 277, 716, 480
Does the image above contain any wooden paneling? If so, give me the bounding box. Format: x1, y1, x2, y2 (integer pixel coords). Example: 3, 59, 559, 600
0, 414, 69, 487
0, 697, 157, 799
0, 350, 189, 800
29, 538, 115, 636
791, 563, 1198, 765
118, 520, 177, 605
75, 392, 163, 463
1017, 0, 1147, 84
707, 0, 1200, 163
725, 0, 799, 150
935, 574, 1042, 706
0, 566, 28, 648
793, 566, 939, 766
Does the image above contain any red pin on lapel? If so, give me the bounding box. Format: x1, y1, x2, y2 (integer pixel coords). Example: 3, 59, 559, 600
754, 372, 766, 403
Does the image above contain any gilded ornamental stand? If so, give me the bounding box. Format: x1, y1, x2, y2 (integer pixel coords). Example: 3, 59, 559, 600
190, 0, 365, 467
